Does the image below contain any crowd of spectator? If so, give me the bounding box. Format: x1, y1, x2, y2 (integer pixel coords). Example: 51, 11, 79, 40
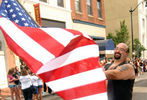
101, 57, 147, 76
7, 65, 54, 100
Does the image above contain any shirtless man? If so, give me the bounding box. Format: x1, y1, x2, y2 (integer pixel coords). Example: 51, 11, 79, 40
104, 43, 135, 100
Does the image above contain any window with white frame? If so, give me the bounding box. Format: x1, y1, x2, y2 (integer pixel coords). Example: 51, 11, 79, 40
87, 0, 92, 15
57, 0, 64, 7
75, 0, 81, 12
97, 0, 102, 18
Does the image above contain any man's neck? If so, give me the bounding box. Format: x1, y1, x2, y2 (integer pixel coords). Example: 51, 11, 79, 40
113, 59, 126, 65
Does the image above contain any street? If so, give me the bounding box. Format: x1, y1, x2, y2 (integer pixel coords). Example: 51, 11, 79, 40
132, 72, 147, 100
42, 72, 147, 100
42, 94, 62, 100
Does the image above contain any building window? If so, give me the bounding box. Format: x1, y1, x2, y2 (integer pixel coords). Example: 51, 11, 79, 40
57, 0, 64, 7
87, 0, 92, 15
97, 0, 102, 18
75, 0, 81, 12
142, 18, 145, 29
39, 0, 47, 3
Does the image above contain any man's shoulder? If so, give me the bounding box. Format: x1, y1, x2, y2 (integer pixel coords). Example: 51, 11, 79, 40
121, 63, 134, 68
104, 63, 112, 70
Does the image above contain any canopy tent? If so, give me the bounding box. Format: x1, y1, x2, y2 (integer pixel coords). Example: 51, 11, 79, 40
95, 39, 115, 54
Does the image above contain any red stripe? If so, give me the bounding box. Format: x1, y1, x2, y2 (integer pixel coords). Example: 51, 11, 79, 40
56, 80, 107, 100
38, 57, 101, 82
64, 29, 83, 36
0, 26, 43, 73
59, 35, 97, 56
19, 26, 65, 57
65, 29, 92, 39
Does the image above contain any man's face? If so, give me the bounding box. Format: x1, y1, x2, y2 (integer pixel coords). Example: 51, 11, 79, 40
114, 43, 128, 60
114, 51, 121, 60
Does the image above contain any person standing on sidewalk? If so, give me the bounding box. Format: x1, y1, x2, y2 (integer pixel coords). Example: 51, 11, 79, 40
7, 68, 17, 100
19, 68, 33, 100
30, 72, 39, 100
43, 82, 53, 94
104, 43, 136, 100
13, 67, 21, 100
37, 77, 43, 100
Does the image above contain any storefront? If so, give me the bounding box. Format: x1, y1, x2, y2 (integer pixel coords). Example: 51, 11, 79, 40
41, 18, 65, 28
95, 39, 115, 60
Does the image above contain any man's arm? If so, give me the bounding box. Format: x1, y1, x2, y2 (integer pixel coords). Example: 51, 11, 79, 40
104, 64, 135, 80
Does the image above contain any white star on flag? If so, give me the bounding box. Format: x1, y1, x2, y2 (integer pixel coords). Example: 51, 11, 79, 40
0, 0, 39, 27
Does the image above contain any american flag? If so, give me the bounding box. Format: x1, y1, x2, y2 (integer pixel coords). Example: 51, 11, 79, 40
0, 0, 107, 100
0, 0, 39, 27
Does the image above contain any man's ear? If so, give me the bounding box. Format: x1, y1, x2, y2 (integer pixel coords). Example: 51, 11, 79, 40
126, 53, 129, 56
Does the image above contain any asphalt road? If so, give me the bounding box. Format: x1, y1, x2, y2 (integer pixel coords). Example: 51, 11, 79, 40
42, 94, 63, 100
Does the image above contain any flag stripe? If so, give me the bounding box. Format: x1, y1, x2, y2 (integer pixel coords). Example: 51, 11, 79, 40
36, 44, 99, 74
64, 29, 83, 36
38, 57, 100, 82
0, 27, 43, 73
64, 29, 92, 40
0, 18, 55, 64
46, 68, 106, 92
42, 28, 76, 46
73, 92, 108, 100
58, 35, 97, 56
19, 27, 65, 57
56, 80, 107, 100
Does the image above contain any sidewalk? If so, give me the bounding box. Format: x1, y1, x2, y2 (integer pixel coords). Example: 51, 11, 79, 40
0, 87, 11, 100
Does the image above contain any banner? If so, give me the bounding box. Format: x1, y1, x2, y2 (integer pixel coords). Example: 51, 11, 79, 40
34, 3, 42, 26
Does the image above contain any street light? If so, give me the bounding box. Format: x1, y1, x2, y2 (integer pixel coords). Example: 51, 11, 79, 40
129, 0, 147, 57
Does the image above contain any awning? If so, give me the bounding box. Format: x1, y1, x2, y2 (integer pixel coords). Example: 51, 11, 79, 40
95, 39, 115, 54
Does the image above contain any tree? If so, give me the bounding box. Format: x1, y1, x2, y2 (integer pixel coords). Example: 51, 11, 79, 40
133, 38, 145, 57
107, 20, 145, 58
107, 20, 130, 46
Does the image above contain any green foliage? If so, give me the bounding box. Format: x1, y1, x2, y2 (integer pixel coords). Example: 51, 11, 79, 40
133, 38, 145, 57
107, 20, 145, 57
107, 20, 130, 46
107, 32, 117, 46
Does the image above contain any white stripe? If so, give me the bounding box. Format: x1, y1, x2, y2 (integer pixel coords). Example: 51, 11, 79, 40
41, 28, 76, 46
0, 18, 55, 64
46, 68, 106, 92
36, 44, 99, 74
73, 92, 108, 100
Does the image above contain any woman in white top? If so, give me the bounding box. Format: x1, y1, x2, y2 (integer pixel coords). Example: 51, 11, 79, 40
19, 68, 33, 100
30, 72, 39, 100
